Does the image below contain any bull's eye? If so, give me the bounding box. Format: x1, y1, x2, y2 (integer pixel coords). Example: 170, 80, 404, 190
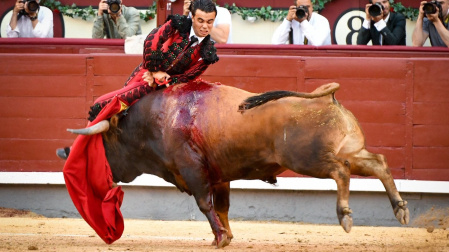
344, 160, 350, 168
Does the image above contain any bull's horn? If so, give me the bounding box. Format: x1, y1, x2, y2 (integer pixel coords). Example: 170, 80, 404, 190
67, 120, 110, 135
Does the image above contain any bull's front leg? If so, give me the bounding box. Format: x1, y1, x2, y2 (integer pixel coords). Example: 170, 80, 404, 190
330, 163, 353, 233
350, 149, 410, 225
212, 182, 233, 245
178, 165, 229, 248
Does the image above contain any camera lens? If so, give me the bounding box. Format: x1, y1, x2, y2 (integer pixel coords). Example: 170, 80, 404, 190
109, 2, 120, 13
295, 7, 306, 19
423, 3, 437, 15
27, 0, 39, 12
368, 3, 383, 17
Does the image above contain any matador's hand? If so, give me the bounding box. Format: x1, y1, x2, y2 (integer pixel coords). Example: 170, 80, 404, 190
143, 71, 155, 88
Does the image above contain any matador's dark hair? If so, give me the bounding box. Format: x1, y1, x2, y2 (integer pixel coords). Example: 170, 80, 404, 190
190, 0, 217, 17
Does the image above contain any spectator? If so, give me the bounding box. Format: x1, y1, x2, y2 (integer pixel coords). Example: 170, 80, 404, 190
183, 0, 232, 43
412, 0, 449, 47
272, 0, 331, 45
92, 0, 142, 39
57, 0, 220, 159
6, 0, 53, 38
357, 0, 406, 45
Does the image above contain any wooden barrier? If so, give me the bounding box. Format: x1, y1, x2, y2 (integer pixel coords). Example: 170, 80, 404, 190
0, 39, 448, 181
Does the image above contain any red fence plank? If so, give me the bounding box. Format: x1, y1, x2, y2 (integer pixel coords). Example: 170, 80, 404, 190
201, 76, 299, 93
0, 54, 86, 76
0, 97, 86, 118
361, 123, 405, 147
92, 75, 131, 97
0, 118, 84, 140
414, 78, 449, 103
0, 139, 73, 161
0, 160, 65, 172
205, 55, 302, 77
0, 76, 86, 97
414, 125, 449, 147
343, 101, 405, 124
305, 57, 407, 79
414, 102, 449, 125
93, 55, 141, 76
305, 79, 406, 102
413, 147, 449, 170
411, 169, 449, 181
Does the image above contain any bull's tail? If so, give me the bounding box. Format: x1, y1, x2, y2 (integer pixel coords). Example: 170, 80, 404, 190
238, 82, 340, 113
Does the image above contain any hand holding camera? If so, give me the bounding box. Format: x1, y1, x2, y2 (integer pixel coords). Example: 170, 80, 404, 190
420, 1, 443, 22
287, 5, 309, 22
15, 0, 39, 19
98, 0, 121, 16
365, 2, 384, 22
295, 5, 309, 21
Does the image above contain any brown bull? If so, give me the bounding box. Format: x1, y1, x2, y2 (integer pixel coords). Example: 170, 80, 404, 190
71, 80, 409, 248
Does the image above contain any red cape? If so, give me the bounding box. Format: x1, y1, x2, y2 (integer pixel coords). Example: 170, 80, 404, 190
63, 97, 126, 244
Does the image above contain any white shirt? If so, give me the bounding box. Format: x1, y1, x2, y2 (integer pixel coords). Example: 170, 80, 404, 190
271, 12, 331, 46
6, 6, 53, 38
362, 13, 390, 45
189, 6, 233, 44
214, 6, 232, 44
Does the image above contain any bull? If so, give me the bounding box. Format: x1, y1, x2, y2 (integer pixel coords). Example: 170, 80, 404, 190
70, 80, 409, 248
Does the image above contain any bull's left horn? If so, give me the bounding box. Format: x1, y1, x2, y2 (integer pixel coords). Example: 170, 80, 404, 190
67, 120, 110, 135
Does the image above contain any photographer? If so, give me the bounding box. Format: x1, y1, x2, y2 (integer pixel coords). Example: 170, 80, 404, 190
183, 0, 232, 43
6, 0, 53, 38
357, 0, 406, 46
412, 0, 449, 47
272, 0, 331, 46
92, 0, 141, 39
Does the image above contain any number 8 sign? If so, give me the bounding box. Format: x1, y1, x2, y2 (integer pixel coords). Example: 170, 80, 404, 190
333, 9, 366, 45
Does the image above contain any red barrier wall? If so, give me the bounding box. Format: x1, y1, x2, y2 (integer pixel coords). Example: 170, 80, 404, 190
1, 39, 448, 182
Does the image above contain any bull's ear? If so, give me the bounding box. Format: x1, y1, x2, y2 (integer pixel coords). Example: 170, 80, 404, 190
67, 120, 110, 135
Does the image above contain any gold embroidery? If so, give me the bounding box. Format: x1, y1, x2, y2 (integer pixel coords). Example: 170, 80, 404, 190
119, 100, 129, 113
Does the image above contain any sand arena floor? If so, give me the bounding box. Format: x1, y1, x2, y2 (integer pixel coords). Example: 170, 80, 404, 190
0, 207, 448, 251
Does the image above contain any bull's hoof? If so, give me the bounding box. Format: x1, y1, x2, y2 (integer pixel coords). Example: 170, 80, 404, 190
211, 236, 231, 247
394, 200, 410, 225
340, 214, 353, 233
215, 233, 229, 248
339, 207, 353, 233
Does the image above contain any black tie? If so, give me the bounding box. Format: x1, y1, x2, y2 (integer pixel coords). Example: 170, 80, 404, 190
189, 36, 199, 47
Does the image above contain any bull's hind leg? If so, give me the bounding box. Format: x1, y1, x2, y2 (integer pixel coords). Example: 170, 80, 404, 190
328, 162, 353, 233
212, 182, 233, 246
349, 149, 409, 225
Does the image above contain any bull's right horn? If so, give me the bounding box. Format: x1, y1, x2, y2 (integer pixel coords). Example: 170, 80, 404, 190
67, 120, 110, 135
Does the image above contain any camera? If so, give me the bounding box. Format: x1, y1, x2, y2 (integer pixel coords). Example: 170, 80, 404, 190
105, 0, 121, 14
368, 2, 384, 17
295, 5, 308, 19
423, 1, 442, 15
18, 0, 39, 16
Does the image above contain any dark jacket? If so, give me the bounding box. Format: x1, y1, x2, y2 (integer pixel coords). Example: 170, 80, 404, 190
357, 12, 406, 46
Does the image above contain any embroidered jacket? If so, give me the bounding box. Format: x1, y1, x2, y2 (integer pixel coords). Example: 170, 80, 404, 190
88, 15, 219, 121
141, 14, 219, 85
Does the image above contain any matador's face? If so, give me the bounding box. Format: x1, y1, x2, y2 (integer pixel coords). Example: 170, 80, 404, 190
191, 9, 216, 38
